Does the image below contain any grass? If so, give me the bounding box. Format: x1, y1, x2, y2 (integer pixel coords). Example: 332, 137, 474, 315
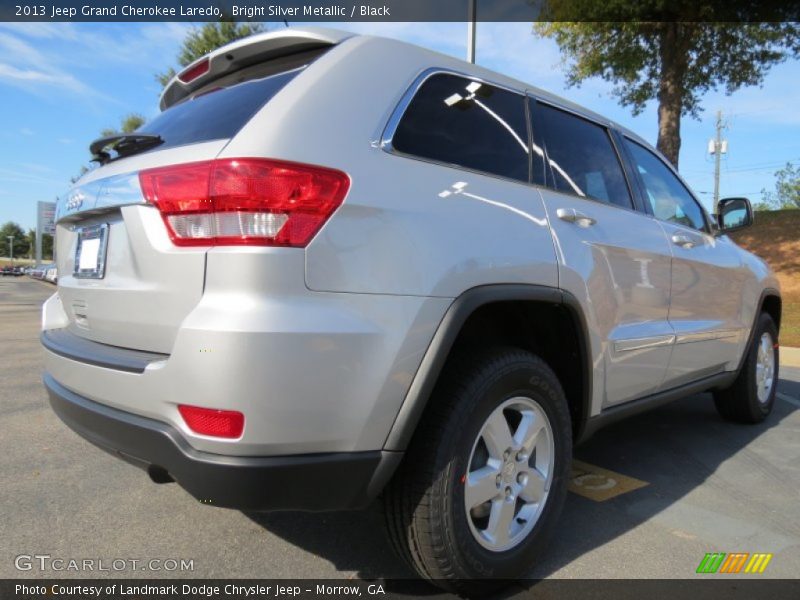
731, 209, 800, 347
0, 258, 36, 268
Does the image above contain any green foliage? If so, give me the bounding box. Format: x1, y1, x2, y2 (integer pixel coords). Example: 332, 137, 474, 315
156, 21, 266, 87
0, 222, 30, 258
759, 162, 800, 210
70, 165, 89, 184
100, 113, 146, 138
71, 20, 266, 186
73, 113, 146, 183
535, 6, 800, 166
26, 229, 53, 259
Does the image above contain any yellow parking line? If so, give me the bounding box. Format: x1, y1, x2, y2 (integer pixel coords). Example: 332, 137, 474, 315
569, 460, 649, 502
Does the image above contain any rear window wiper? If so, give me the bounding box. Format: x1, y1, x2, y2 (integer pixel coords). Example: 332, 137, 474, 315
89, 134, 164, 164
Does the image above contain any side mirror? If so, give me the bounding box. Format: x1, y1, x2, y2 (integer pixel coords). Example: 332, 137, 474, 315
716, 197, 753, 234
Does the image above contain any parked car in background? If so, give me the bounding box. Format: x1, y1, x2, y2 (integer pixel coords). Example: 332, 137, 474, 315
29, 265, 47, 280
1, 265, 25, 276
43, 264, 57, 284
41, 28, 781, 592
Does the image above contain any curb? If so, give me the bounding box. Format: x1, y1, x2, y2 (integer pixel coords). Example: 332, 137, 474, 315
781, 346, 800, 369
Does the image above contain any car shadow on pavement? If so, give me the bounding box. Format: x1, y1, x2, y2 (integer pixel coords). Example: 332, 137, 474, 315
245, 388, 796, 594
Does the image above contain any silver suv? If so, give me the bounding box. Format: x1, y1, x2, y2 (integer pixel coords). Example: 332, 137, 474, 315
42, 28, 781, 589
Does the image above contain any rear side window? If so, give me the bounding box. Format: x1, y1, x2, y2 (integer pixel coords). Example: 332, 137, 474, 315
623, 139, 707, 231
391, 74, 531, 183
137, 68, 301, 151
536, 104, 632, 209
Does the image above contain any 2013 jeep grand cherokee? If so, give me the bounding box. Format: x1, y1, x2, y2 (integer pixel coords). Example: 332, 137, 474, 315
42, 28, 781, 589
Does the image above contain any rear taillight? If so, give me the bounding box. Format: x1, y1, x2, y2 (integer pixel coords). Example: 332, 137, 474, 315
178, 404, 244, 439
139, 158, 349, 247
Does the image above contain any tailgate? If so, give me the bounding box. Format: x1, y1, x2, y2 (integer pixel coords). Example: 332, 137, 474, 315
54, 141, 227, 354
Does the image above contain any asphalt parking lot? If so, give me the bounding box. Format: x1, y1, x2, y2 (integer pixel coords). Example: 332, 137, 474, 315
1, 277, 799, 582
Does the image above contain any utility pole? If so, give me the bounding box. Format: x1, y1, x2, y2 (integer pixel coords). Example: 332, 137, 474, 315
466, 0, 476, 64
709, 110, 728, 215
7, 236, 13, 264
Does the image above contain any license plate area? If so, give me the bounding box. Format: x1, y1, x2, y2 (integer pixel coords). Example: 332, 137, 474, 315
74, 223, 109, 279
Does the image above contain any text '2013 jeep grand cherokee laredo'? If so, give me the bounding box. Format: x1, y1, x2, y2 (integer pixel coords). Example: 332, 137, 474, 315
42, 28, 781, 590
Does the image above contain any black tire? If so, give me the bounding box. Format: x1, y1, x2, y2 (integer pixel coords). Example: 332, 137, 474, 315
713, 313, 779, 424
383, 347, 572, 593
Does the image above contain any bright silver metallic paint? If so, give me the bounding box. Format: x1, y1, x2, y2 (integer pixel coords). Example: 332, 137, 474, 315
43, 28, 780, 461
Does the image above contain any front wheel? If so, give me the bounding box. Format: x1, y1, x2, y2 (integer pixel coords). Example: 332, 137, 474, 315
383, 348, 572, 592
713, 313, 779, 424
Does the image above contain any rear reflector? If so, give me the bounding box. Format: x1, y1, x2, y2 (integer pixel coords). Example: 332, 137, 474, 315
139, 158, 349, 247
178, 405, 244, 439
177, 58, 210, 84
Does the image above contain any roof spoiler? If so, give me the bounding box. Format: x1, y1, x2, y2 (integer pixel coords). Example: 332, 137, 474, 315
159, 27, 354, 111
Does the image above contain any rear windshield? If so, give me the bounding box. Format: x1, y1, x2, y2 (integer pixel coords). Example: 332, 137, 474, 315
137, 67, 301, 151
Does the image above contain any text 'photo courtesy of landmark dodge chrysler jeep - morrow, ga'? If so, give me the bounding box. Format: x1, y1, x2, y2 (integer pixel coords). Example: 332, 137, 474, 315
41, 28, 781, 590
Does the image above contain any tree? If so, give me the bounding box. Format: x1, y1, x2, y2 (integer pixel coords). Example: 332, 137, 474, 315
71, 113, 145, 183
71, 20, 266, 185
759, 162, 800, 210
0, 222, 30, 259
535, 8, 800, 168
26, 229, 54, 260
99, 113, 146, 138
156, 21, 266, 87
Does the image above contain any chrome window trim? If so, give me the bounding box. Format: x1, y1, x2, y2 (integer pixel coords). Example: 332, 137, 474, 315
379, 67, 538, 187
378, 66, 694, 229
380, 67, 529, 154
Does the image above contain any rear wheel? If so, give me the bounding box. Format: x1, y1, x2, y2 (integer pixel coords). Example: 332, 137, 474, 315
713, 313, 779, 424
383, 348, 571, 592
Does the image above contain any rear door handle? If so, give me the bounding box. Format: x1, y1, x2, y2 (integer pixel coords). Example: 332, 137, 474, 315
556, 208, 596, 227
671, 234, 696, 249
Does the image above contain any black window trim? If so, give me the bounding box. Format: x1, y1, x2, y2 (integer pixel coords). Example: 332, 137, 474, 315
526, 95, 549, 187
620, 134, 713, 234
529, 96, 637, 213
381, 67, 534, 187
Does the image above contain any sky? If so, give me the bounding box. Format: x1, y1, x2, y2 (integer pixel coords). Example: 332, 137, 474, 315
1, 21, 799, 231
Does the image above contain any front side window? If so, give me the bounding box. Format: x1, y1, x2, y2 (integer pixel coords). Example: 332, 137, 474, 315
391, 74, 532, 183
535, 104, 632, 209
624, 139, 707, 231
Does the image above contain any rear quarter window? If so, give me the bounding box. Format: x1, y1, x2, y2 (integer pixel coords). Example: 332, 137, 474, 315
391, 73, 531, 183
137, 68, 301, 151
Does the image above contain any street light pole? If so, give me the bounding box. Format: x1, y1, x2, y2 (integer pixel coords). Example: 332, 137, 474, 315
467, 0, 476, 64
7, 235, 13, 264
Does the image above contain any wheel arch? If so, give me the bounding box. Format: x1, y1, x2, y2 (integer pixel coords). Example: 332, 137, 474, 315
737, 287, 782, 374
383, 284, 593, 451
762, 293, 782, 334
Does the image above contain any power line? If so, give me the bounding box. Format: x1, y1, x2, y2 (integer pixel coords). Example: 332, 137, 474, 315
684, 157, 799, 176
723, 159, 800, 174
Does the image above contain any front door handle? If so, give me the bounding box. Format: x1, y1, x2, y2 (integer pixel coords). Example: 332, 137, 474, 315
557, 207, 596, 227
671, 234, 696, 249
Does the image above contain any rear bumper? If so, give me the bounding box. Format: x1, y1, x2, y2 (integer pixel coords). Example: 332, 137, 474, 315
45, 374, 402, 511
42, 270, 450, 456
